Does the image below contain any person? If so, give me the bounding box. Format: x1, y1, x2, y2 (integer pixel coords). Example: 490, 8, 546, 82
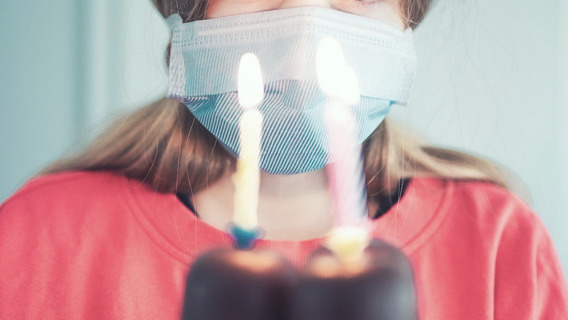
0, 0, 567, 319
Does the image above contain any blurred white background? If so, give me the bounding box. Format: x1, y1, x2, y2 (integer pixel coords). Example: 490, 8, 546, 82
1, 0, 566, 270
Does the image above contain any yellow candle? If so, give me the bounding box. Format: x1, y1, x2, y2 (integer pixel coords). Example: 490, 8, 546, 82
233, 110, 263, 229
233, 53, 264, 230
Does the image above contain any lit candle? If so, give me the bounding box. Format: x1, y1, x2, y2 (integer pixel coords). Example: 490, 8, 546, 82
230, 53, 264, 247
316, 37, 370, 262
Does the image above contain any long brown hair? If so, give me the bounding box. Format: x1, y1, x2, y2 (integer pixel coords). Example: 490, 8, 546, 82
44, 0, 511, 205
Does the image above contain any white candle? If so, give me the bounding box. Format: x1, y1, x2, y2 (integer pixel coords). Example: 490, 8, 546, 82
233, 53, 264, 230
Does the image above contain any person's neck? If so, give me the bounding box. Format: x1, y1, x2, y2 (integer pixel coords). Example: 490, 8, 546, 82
193, 169, 334, 241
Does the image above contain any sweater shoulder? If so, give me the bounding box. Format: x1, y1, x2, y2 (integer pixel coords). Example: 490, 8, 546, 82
443, 178, 540, 229
0, 171, 143, 253
451, 178, 533, 211
0, 171, 133, 227
2, 171, 125, 206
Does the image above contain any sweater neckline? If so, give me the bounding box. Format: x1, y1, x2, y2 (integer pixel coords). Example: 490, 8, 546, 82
123, 175, 451, 266
175, 177, 412, 220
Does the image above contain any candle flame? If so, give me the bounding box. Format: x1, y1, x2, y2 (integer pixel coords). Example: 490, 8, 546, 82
238, 53, 264, 109
316, 37, 360, 105
316, 37, 345, 97
340, 66, 361, 106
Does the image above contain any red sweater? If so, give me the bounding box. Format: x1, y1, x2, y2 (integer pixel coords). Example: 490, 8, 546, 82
0, 171, 566, 319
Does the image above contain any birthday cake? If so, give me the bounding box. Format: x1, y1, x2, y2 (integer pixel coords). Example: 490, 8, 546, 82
182, 239, 417, 320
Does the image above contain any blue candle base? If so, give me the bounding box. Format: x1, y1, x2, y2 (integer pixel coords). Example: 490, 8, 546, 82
228, 223, 262, 250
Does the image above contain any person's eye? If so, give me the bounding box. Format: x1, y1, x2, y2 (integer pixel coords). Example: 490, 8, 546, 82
355, 0, 384, 5
353, 0, 385, 6
334, 0, 401, 27
336, 0, 386, 10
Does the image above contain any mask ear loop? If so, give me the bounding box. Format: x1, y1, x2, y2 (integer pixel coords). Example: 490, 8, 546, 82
166, 13, 187, 100
166, 13, 183, 33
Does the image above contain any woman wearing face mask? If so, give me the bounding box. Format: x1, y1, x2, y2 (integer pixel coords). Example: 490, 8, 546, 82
1, 0, 567, 319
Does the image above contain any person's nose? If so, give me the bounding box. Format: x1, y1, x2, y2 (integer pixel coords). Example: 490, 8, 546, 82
277, 0, 333, 10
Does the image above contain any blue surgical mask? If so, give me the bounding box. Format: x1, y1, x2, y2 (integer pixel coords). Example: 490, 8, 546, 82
167, 7, 417, 175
